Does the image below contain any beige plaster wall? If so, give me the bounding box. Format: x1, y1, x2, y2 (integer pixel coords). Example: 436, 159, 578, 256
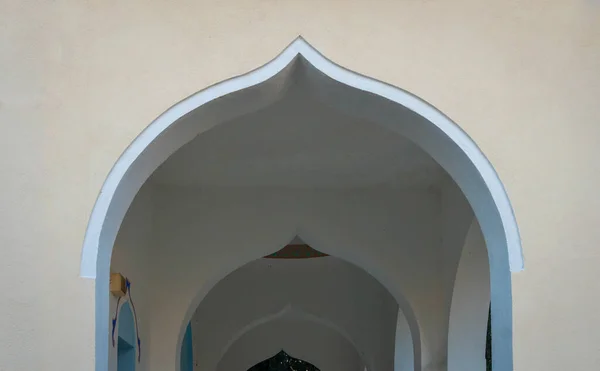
1, 1, 599, 370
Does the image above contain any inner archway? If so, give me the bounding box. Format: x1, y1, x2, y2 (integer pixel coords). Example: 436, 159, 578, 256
186, 244, 403, 371
83, 37, 522, 371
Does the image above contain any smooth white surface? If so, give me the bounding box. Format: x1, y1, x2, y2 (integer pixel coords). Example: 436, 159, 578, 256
85, 38, 520, 371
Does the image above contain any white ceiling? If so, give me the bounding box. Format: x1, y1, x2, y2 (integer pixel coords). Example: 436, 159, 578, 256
150, 81, 445, 189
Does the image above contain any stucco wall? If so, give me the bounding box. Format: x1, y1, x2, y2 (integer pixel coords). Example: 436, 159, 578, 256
1, 1, 600, 371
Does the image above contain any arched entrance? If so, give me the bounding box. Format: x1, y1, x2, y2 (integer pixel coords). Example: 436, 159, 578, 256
81, 38, 523, 371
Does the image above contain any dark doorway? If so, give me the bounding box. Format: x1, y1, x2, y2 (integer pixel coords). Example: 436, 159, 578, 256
247, 350, 320, 371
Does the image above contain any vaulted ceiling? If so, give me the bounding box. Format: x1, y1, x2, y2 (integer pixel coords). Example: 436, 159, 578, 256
150, 74, 444, 189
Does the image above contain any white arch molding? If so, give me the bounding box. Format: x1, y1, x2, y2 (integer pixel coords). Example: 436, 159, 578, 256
81, 37, 523, 371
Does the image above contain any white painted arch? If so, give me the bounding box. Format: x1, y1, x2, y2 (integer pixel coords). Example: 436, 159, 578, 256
81, 37, 523, 371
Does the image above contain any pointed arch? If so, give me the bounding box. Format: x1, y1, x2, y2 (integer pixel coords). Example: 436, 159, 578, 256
81, 37, 522, 371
